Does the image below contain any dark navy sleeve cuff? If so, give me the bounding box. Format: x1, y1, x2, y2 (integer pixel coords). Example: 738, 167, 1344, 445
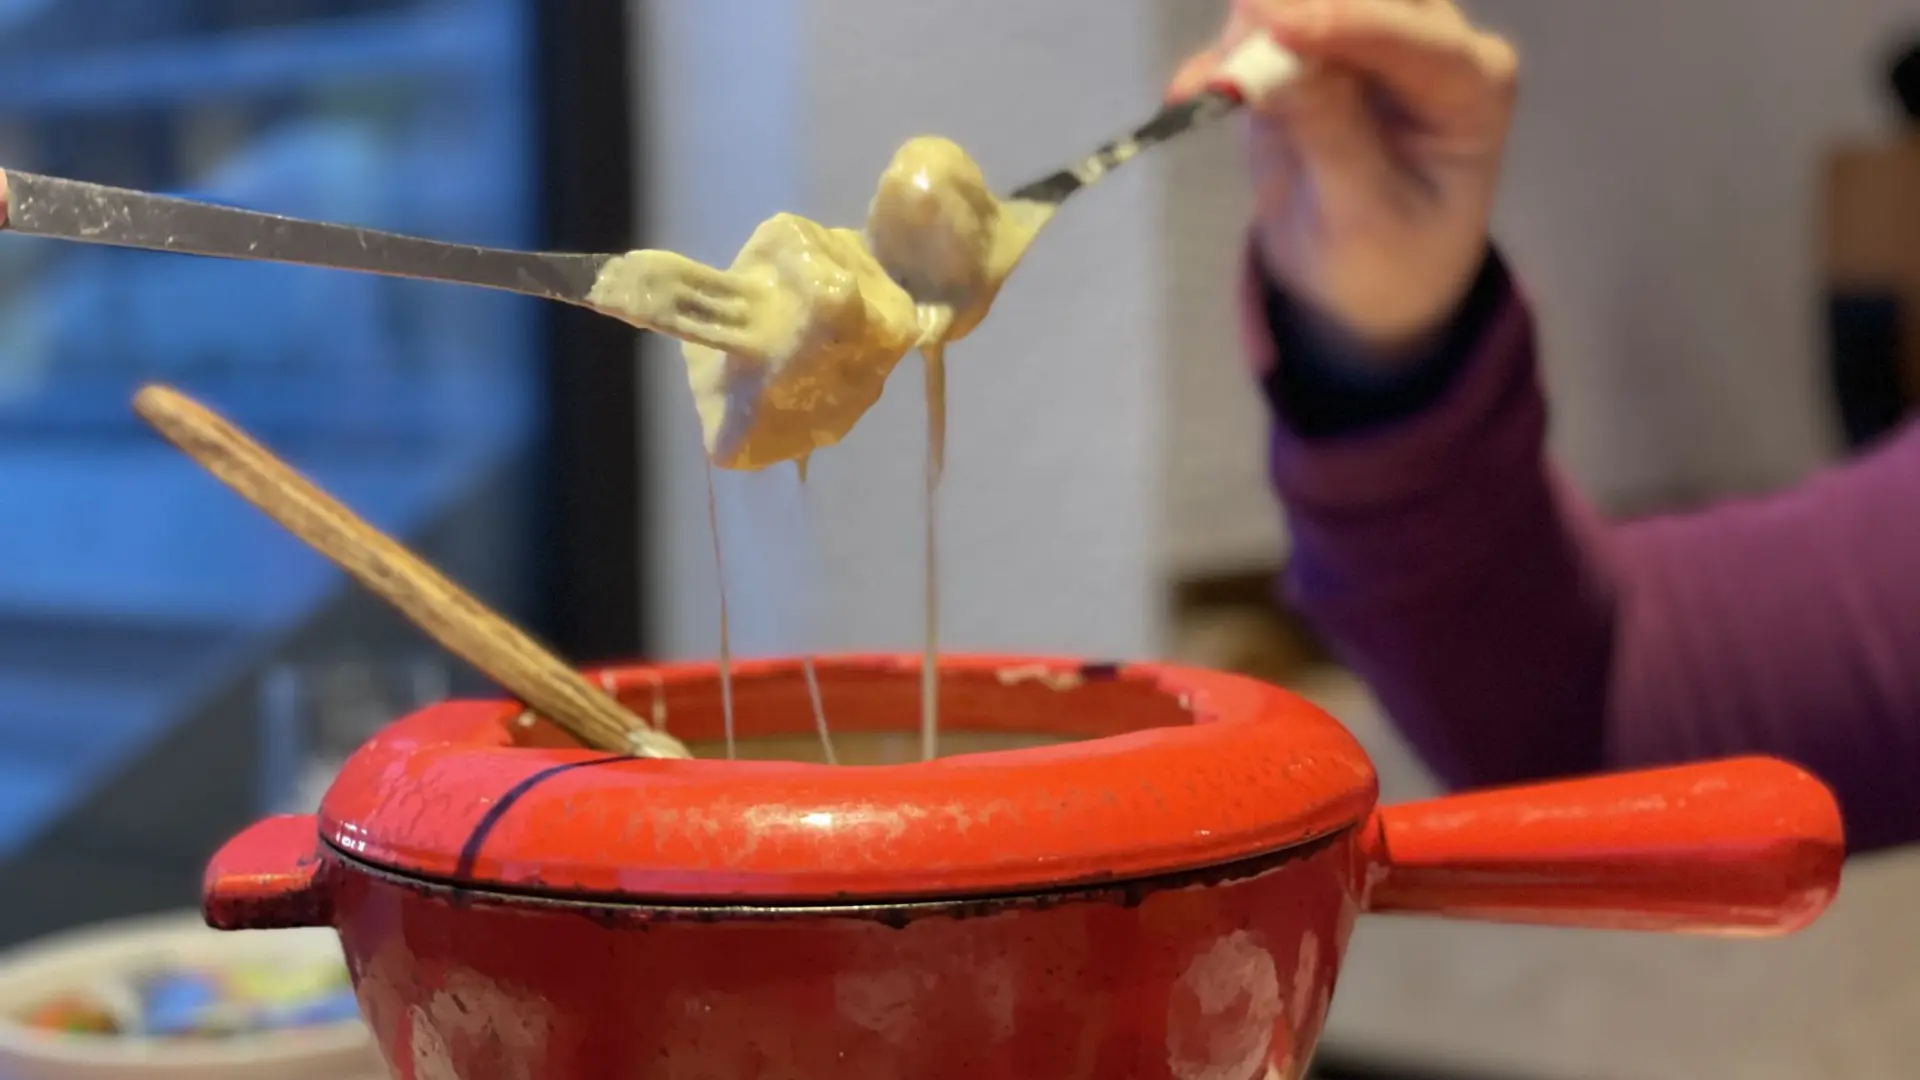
1262, 247, 1511, 439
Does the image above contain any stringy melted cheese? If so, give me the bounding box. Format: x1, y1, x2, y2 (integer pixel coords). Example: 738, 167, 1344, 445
587, 134, 1048, 761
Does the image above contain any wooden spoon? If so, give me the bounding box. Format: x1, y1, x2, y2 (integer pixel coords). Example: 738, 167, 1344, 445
133, 385, 691, 760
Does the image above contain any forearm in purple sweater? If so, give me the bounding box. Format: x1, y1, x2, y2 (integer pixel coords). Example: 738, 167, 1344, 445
1245, 248, 1920, 853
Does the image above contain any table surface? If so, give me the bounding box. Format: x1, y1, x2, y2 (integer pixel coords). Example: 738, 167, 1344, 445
1294, 670, 1920, 1080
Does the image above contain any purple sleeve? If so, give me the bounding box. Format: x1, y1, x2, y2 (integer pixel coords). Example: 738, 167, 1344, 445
1245, 249, 1920, 853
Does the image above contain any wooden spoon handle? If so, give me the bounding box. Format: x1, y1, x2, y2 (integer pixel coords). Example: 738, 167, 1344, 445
134, 385, 688, 759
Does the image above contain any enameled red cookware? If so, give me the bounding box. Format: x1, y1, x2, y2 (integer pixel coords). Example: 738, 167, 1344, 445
204, 655, 1844, 1080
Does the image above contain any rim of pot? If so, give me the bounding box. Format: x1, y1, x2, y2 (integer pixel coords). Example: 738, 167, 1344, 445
319, 654, 1378, 905
320, 826, 1351, 926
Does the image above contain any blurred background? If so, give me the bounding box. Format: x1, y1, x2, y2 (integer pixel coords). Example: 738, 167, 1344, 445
0, 0, 643, 937
0, 0, 1916, 1077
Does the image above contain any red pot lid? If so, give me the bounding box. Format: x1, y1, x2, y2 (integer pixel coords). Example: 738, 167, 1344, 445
319, 654, 1376, 903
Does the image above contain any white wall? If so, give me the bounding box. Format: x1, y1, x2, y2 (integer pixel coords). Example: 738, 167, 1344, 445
635, 0, 1168, 661
1474, 0, 1910, 505
1156, 2, 1287, 579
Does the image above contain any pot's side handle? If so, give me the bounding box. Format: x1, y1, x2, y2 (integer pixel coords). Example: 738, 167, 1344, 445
1357, 757, 1844, 936
203, 814, 335, 930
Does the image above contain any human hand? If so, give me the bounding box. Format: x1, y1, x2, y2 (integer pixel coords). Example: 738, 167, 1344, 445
1172, 0, 1519, 364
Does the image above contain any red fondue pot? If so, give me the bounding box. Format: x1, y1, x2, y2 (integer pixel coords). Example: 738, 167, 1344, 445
204, 655, 1843, 1080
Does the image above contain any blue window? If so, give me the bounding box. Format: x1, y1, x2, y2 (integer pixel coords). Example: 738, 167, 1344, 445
0, 0, 547, 872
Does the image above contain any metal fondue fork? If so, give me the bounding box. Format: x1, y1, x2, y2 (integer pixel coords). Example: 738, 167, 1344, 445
0, 168, 605, 298
1007, 36, 1302, 208
0, 168, 760, 355
0, 39, 1300, 311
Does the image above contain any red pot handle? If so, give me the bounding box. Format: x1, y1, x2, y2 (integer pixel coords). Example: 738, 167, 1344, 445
1357, 757, 1844, 936
203, 814, 335, 930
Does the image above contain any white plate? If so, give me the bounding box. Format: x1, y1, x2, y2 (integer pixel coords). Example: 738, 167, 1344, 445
0, 910, 384, 1080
